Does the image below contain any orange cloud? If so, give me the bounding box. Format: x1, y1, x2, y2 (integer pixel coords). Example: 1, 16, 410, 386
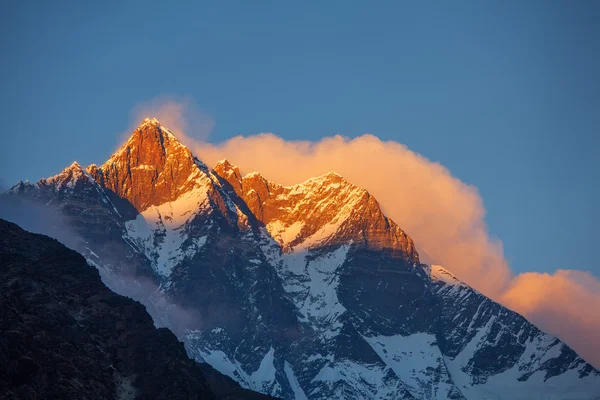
127, 96, 215, 143
130, 101, 599, 368
191, 133, 600, 368
192, 133, 513, 297
501, 270, 600, 368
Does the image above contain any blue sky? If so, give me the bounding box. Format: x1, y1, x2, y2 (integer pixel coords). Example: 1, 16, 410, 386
1, 0, 598, 277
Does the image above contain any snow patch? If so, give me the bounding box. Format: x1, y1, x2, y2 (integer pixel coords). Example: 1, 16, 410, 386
310, 360, 405, 399
274, 245, 350, 338
125, 186, 210, 277
430, 264, 463, 287
284, 361, 308, 400
364, 332, 456, 399
250, 347, 279, 394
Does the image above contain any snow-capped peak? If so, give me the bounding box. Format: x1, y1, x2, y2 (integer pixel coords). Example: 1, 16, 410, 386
311, 171, 343, 181
68, 161, 82, 170
36, 160, 91, 192
90, 119, 212, 212
5, 180, 34, 194
140, 117, 161, 126
212, 164, 418, 259
430, 264, 463, 287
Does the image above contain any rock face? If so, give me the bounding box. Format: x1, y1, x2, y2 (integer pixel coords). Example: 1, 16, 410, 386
3, 118, 600, 400
89, 118, 207, 214
0, 219, 273, 400
213, 160, 417, 259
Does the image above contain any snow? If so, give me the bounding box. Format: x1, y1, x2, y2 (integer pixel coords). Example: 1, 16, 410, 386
266, 220, 305, 246
187, 338, 283, 397
364, 333, 456, 399
310, 360, 404, 399
284, 361, 308, 400
273, 245, 350, 338
430, 264, 463, 287
259, 173, 366, 252
141, 117, 161, 125
250, 347, 279, 394
131, 164, 157, 170
197, 348, 240, 380
125, 186, 210, 277
42, 161, 87, 191
439, 310, 600, 400
300, 221, 342, 249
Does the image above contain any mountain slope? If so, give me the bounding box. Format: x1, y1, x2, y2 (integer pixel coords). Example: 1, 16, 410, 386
0, 218, 272, 400
2, 118, 599, 399
429, 265, 598, 399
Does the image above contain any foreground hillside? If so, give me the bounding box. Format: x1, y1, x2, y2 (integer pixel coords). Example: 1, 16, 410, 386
0, 219, 273, 400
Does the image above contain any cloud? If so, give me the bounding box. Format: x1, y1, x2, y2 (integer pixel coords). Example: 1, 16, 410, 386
185, 130, 600, 368
500, 270, 600, 368
0, 196, 85, 251
123, 95, 215, 144
194, 133, 513, 297
132, 99, 599, 368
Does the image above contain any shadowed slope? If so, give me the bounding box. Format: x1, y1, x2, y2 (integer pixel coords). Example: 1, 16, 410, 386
0, 219, 274, 400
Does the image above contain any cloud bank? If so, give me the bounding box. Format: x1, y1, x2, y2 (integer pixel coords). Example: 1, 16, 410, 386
194, 134, 600, 367
133, 99, 600, 368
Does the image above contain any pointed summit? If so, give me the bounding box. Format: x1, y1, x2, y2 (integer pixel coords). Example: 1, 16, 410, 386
213, 159, 243, 192
69, 161, 82, 169
5, 180, 34, 195
35, 160, 89, 192
90, 119, 206, 212
140, 117, 161, 126
105, 118, 183, 165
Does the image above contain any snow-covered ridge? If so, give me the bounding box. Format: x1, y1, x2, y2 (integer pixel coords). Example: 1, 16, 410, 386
36, 161, 97, 192
430, 264, 464, 287
214, 160, 416, 258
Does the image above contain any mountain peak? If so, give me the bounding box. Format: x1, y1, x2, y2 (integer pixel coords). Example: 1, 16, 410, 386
214, 159, 240, 176
212, 164, 418, 259
68, 161, 82, 170
140, 117, 161, 126
5, 180, 34, 194
37, 160, 89, 192
321, 170, 343, 179
134, 117, 179, 142
213, 159, 243, 192
90, 120, 206, 212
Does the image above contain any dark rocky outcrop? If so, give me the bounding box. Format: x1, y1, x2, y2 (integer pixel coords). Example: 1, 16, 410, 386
0, 219, 273, 400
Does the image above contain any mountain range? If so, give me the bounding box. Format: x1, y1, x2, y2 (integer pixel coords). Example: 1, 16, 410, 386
2, 118, 599, 399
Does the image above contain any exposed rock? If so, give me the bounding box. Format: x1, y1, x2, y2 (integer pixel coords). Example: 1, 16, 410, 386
214, 160, 417, 261
89, 118, 206, 213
